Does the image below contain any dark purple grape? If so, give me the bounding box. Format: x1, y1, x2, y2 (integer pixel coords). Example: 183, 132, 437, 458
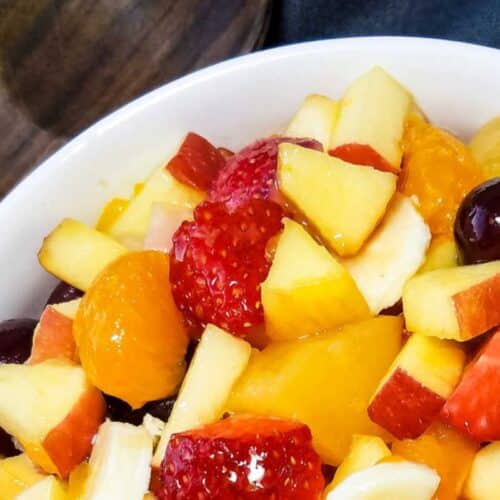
0, 318, 37, 364
46, 281, 83, 305
380, 300, 403, 316
0, 426, 19, 457
454, 178, 500, 264
105, 395, 176, 425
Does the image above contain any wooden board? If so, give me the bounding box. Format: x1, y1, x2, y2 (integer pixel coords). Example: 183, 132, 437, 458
0, 0, 272, 197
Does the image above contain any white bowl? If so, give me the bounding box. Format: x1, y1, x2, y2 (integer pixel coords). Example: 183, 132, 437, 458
1, 37, 499, 320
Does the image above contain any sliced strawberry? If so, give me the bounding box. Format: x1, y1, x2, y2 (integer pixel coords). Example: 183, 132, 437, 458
329, 143, 397, 173
210, 137, 322, 210
156, 415, 324, 500
169, 199, 283, 339
441, 327, 500, 442
166, 132, 226, 191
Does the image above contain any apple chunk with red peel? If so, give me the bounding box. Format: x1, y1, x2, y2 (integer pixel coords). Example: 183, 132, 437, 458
329, 66, 412, 173
368, 334, 465, 439
441, 327, 500, 442
262, 218, 370, 341
277, 143, 397, 256
403, 261, 500, 341
0, 359, 105, 478
285, 94, 339, 148
342, 194, 430, 314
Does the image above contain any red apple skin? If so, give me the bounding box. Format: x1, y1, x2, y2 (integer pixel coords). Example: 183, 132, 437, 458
368, 367, 446, 439
42, 385, 106, 478
453, 274, 500, 340
329, 143, 398, 174
441, 328, 500, 442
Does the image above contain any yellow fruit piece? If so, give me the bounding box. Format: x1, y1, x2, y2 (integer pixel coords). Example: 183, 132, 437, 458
261, 218, 370, 341
469, 116, 500, 179
227, 316, 402, 465
15, 476, 67, 500
0, 454, 46, 500
419, 236, 458, 274
393, 421, 478, 500
326, 434, 391, 493
464, 441, 500, 500
278, 144, 397, 256
38, 219, 127, 291
96, 198, 129, 233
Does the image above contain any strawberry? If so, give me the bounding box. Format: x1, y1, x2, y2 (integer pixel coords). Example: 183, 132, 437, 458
169, 199, 283, 338
329, 144, 396, 173
210, 137, 322, 210
155, 415, 324, 500
441, 327, 500, 442
166, 132, 226, 191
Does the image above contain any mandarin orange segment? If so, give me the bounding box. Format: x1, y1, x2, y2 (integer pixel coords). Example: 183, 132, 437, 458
399, 115, 483, 236
392, 421, 478, 500
74, 251, 188, 408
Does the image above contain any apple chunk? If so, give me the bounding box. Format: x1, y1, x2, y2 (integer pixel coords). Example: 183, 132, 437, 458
277, 143, 397, 256
368, 334, 465, 439
285, 94, 339, 148
329, 66, 412, 172
38, 219, 127, 291
262, 218, 370, 341
0, 359, 105, 478
403, 260, 500, 340
465, 442, 500, 500
15, 476, 67, 500
152, 324, 251, 468
342, 194, 430, 314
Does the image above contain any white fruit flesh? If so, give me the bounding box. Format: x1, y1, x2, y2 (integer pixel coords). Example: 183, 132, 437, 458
15, 476, 67, 500
464, 442, 500, 500
152, 324, 252, 467
326, 461, 440, 500
343, 194, 430, 313
51, 299, 81, 320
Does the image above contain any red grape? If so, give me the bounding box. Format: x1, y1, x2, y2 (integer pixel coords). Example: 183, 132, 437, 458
0, 318, 37, 364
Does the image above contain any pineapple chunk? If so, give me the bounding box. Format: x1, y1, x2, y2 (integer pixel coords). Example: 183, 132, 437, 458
262, 218, 370, 340
15, 476, 67, 500
285, 94, 339, 148
38, 219, 127, 291
152, 325, 251, 467
277, 144, 397, 256
227, 316, 402, 465
0, 454, 46, 500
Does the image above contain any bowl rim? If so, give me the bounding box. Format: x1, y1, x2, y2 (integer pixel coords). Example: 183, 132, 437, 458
1, 35, 499, 212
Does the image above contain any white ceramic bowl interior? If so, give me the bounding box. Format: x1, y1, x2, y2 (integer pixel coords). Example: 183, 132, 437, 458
1, 37, 499, 320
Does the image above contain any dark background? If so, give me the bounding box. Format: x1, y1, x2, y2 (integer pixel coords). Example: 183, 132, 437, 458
266, 0, 500, 48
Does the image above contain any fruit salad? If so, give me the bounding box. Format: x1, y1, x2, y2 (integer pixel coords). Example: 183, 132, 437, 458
1, 66, 500, 500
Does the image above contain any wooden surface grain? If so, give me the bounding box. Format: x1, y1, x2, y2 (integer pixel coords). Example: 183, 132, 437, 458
0, 0, 272, 197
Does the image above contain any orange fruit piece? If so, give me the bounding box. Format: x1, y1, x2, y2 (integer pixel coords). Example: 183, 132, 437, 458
96, 198, 128, 232
399, 116, 483, 236
392, 421, 479, 500
74, 251, 188, 408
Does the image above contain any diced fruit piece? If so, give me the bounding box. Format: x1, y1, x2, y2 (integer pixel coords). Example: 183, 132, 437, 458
38, 219, 127, 291
342, 194, 430, 314
403, 261, 500, 341
262, 218, 370, 340
156, 415, 324, 500
441, 327, 500, 441
170, 200, 283, 338
15, 476, 67, 500
454, 178, 500, 264
469, 115, 500, 179
368, 334, 465, 439
419, 236, 458, 274
393, 421, 478, 500
143, 203, 192, 253
96, 197, 129, 233
329, 66, 412, 172
400, 115, 484, 236
277, 144, 397, 256
152, 325, 251, 468
227, 316, 402, 465
464, 441, 500, 500
69, 420, 152, 500
0, 359, 105, 478
28, 304, 78, 364
329, 144, 395, 173
325, 461, 440, 500
166, 132, 226, 191
74, 251, 188, 409
0, 454, 46, 499
108, 167, 204, 242
209, 137, 322, 210
285, 94, 339, 148
327, 435, 391, 492
0, 319, 37, 364
46, 282, 83, 306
